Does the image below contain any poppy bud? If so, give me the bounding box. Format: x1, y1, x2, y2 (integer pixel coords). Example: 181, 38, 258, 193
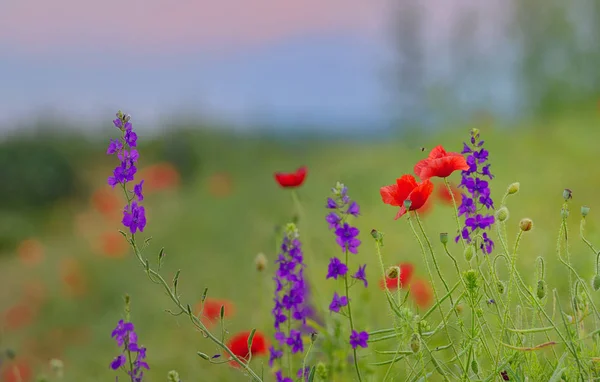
410, 333, 420, 353
592, 274, 600, 291
519, 218, 533, 232
255, 253, 267, 272
440, 232, 448, 245
464, 245, 474, 262
536, 280, 546, 300
310, 332, 318, 343
168, 370, 181, 382
496, 281, 506, 295
507, 182, 520, 195
496, 207, 509, 222
563, 189, 572, 201
371, 229, 384, 245
403, 199, 412, 210
386, 266, 399, 279
455, 304, 464, 314
582, 206, 591, 217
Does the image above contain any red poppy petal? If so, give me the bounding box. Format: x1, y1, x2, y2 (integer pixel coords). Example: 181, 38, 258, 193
408, 179, 434, 211
427, 145, 448, 159
413, 159, 429, 180
395, 175, 418, 199
380, 184, 401, 206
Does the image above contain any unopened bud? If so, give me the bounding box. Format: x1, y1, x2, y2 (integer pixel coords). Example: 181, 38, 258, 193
255, 253, 267, 272
592, 274, 600, 291
464, 245, 474, 262
167, 370, 181, 382
50, 359, 64, 378
563, 189, 572, 201
440, 232, 448, 245
403, 199, 412, 210
496, 207, 509, 222
371, 229, 384, 245
123, 114, 131, 123
386, 266, 399, 279
507, 182, 520, 195
455, 304, 464, 314
410, 333, 420, 353
496, 281, 506, 295
536, 280, 547, 299
463, 270, 478, 293
582, 206, 591, 217
519, 218, 533, 232
310, 332, 318, 343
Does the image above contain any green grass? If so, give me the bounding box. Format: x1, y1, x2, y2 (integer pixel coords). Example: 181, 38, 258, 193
2, 109, 600, 381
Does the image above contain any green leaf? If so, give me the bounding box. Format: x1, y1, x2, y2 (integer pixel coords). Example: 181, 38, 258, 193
247, 328, 257, 351
307, 366, 316, 382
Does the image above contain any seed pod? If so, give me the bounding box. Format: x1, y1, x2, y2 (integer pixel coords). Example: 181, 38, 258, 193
464, 245, 474, 262
410, 333, 420, 353
386, 266, 399, 279
471, 359, 479, 374
496, 207, 509, 222
507, 182, 520, 195
563, 188, 572, 201
254, 253, 267, 272
440, 232, 448, 245
582, 206, 590, 217
536, 280, 547, 300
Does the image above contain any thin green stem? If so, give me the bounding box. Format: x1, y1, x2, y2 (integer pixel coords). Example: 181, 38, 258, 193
344, 249, 363, 382
444, 178, 465, 249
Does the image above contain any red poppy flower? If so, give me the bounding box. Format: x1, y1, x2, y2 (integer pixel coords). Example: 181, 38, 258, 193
274, 166, 307, 188
414, 145, 469, 180
380, 175, 434, 219
91, 187, 121, 219
195, 298, 235, 326
226, 330, 269, 366
60, 258, 88, 297
1, 358, 33, 382
140, 162, 181, 192
411, 279, 433, 308
96, 231, 127, 258
17, 238, 44, 267
437, 182, 460, 206
379, 263, 414, 290
3, 302, 37, 330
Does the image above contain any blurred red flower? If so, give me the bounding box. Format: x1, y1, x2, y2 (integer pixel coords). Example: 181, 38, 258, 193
17, 239, 44, 267
226, 330, 269, 366
91, 187, 121, 219
1, 358, 33, 382
3, 302, 37, 331
195, 298, 235, 326
437, 182, 461, 206
380, 174, 433, 219
414, 146, 469, 180
208, 172, 234, 198
60, 258, 87, 297
140, 162, 181, 192
97, 231, 127, 258
379, 262, 415, 290
274, 166, 307, 188
411, 279, 434, 308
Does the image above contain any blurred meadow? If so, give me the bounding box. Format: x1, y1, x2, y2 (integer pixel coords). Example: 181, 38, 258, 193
2, 0, 600, 381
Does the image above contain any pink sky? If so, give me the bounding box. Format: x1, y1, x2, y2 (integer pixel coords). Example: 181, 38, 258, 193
1, 0, 389, 54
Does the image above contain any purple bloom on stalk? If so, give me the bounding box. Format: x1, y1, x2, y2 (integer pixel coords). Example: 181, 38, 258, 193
107, 139, 123, 155
125, 129, 138, 147
275, 371, 293, 382
349, 330, 369, 349
325, 212, 341, 229
297, 366, 310, 382
347, 201, 360, 216
110, 319, 149, 381
110, 354, 126, 370
285, 329, 304, 354
268, 346, 283, 367
134, 180, 144, 202
352, 264, 368, 287
326, 198, 337, 209
122, 201, 147, 234
335, 223, 361, 254
329, 292, 348, 313
326, 257, 348, 279
465, 214, 495, 231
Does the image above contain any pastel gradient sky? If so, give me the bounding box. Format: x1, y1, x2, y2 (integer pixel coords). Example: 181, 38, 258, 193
0, 0, 511, 131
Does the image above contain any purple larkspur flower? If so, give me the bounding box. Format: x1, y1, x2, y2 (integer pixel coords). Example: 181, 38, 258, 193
298, 366, 310, 382
326, 257, 348, 279
285, 329, 304, 354
134, 180, 144, 202
275, 371, 293, 382
326, 198, 337, 209
347, 201, 360, 216
349, 330, 369, 349
456, 129, 495, 254
326, 212, 341, 229
122, 201, 147, 234
329, 292, 348, 313
335, 223, 361, 254
269, 346, 283, 367
110, 319, 149, 381
125, 129, 138, 147
107, 139, 123, 155
352, 264, 368, 287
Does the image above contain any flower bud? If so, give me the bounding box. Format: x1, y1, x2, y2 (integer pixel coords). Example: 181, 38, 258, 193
507, 182, 520, 195
310, 332, 318, 343
255, 253, 267, 272
386, 266, 399, 279
536, 280, 546, 300
403, 199, 412, 210
495, 207, 509, 222
371, 229, 384, 245
168, 370, 181, 382
519, 218, 533, 232
592, 274, 600, 291
563, 188, 572, 201
496, 281, 506, 295
582, 206, 591, 217
410, 333, 420, 353
464, 245, 474, 262
440, 232, 448, 245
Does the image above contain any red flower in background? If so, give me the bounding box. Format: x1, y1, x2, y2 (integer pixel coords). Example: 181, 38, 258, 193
17, 239, 45, 267
414, 146, 469, 180
208, 172, 233, 198
60, 258, 88, 297
1, 358, 33, 382
437, 182, 461, 205
97, 231, 127, 258
411, 279, 433, 308
91, 187, 120, 218
380, 175, 433, 219
140, 162, 181, 192
379, 263, 414, 290
274, 166, 307, 188
226, 330, 268, 366
3, 302, 37, 331
195, 298, 235, 325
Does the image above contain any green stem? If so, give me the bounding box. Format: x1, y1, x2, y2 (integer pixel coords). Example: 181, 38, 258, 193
344, 249, 363, 382
443, 178, 465, 249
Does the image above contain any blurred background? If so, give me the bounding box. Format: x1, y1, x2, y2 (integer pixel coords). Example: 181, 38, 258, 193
1, 0, 600, 380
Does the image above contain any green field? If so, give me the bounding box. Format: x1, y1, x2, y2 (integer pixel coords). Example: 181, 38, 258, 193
2, 108, 600, 381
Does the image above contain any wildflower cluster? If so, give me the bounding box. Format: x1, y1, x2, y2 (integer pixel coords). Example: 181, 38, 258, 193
456, 128, 495, 253
110, 319, 149, 381
270, 223, 307, 377
325, 183, 369, 353
106, 111, 146, 234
